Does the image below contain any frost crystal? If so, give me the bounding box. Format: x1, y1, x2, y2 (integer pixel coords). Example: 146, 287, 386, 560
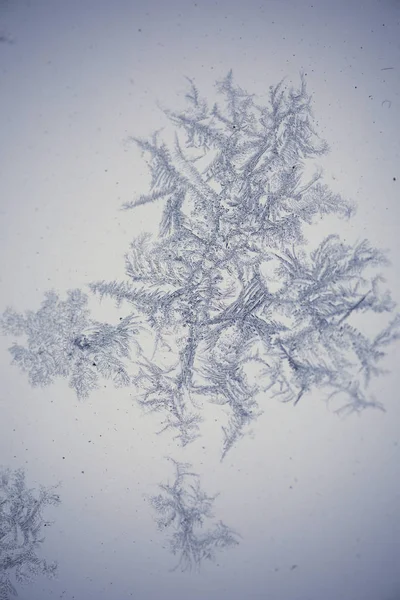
90, 72, 400, 456
2, 71, 399, 457
0, 467, 60, 599
1, 290, 141, 400
149, 458, 240, 571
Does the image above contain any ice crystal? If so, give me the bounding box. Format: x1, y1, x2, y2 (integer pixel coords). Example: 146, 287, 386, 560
149, 458, 240, 571
0, 467, 60, 599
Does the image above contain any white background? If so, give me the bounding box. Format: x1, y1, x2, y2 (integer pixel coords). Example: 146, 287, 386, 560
0, 1, 399, 599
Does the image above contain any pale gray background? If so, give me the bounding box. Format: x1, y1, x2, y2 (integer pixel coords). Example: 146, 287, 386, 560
0, 1, 399, 599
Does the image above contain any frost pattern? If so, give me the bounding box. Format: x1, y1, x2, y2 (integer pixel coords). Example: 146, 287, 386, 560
1, 72, 399, 458
1, 289, 141, 400
1, 69, 399, 577
149, 458, 240, 571
89, 71, 400, 457
0, 467, 60, 600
